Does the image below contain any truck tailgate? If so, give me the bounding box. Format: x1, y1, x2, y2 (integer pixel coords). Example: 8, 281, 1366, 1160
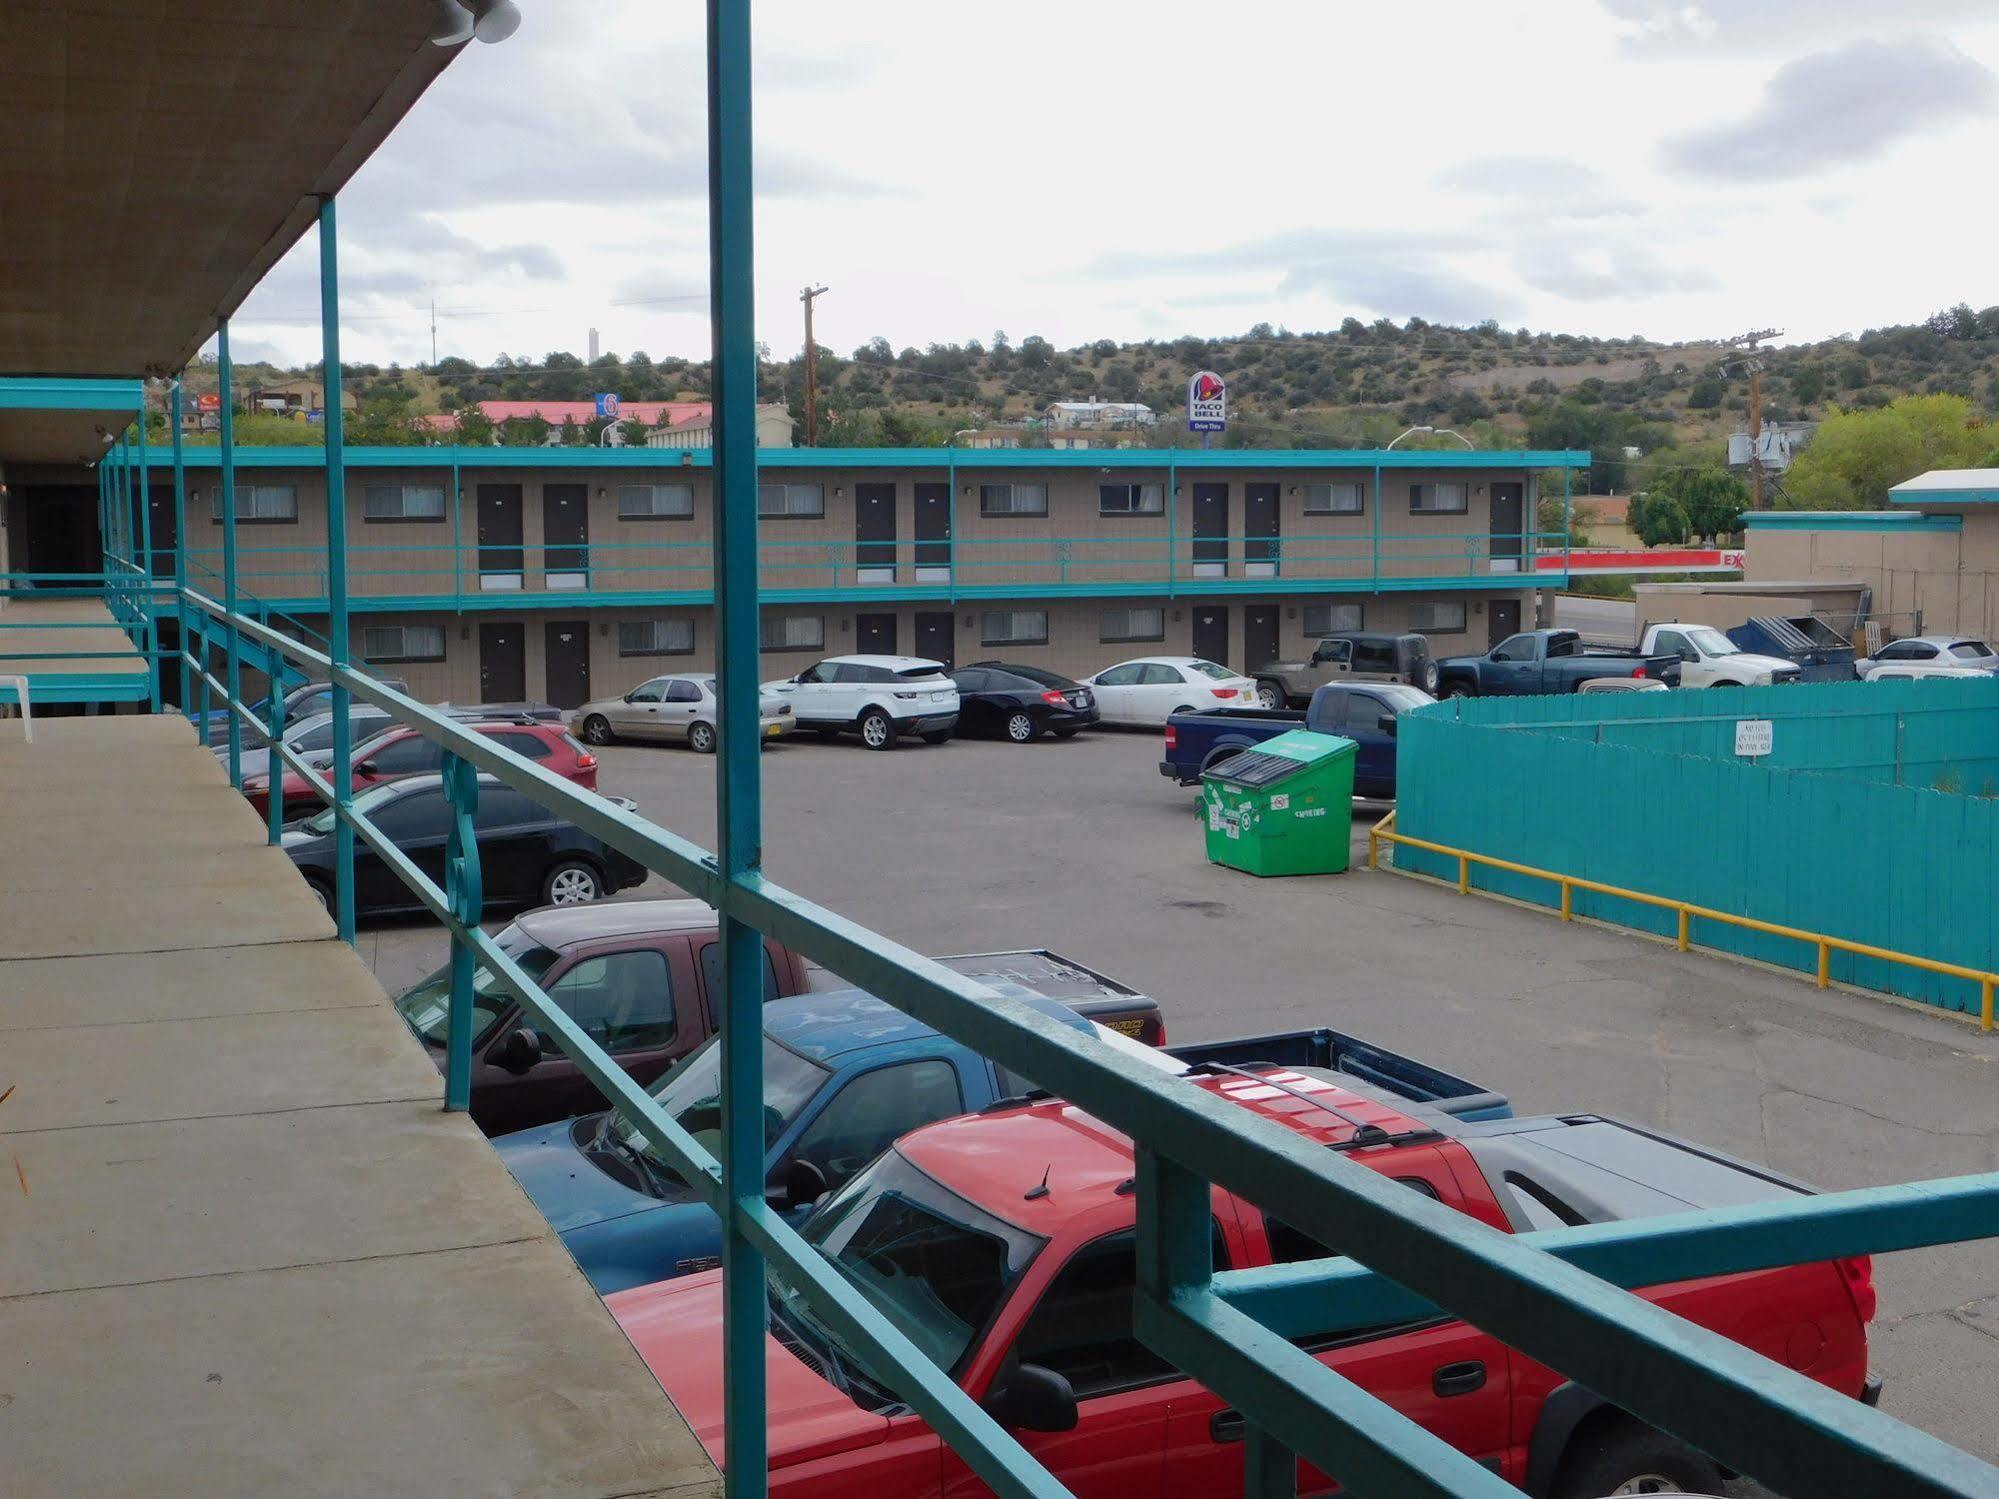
938, 949, 1165, 1044
1166, 1028, 1509, 1120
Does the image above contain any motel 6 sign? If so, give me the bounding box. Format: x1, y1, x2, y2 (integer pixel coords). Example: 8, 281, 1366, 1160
594, 392, 621, 419
1188, 370, 1226, 432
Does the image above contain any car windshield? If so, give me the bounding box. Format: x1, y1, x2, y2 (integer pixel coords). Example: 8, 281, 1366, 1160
1371, 684, 1436, 711
1186, 660, 1236, 680
1683, 626, 1739, 657
777, 1148, 1044, 1381
610, 1034, 829, 1185
394, 923, 560, 1047
299, 778, 406, 835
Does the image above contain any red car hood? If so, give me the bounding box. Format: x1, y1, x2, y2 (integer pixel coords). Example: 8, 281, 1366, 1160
607, 1270, 890, 1470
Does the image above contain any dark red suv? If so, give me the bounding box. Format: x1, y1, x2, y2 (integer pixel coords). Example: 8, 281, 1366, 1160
244, 718, 596, 820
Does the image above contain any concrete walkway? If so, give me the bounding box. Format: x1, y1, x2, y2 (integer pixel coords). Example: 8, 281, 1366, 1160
0, 716, 719, 1498
0, 595, 152, 706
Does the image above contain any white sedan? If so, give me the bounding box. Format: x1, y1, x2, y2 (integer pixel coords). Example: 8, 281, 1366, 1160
1080, 656, 1259, 726
1855, 635, 1998, 678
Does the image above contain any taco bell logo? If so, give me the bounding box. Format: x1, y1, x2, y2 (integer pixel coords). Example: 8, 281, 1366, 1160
1187, 370, 1226, 432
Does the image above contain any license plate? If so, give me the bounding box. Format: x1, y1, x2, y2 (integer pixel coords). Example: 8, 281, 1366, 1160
763, 723, 781, 736
931, 691, 951, 703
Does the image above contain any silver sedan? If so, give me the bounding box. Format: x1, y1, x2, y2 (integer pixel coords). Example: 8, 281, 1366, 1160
569, 672, 793, 753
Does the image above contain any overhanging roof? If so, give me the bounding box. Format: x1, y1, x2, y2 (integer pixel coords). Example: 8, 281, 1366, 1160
1890, 468, 1999, 506
0, 377, 143, 466
0, 0, 459, 380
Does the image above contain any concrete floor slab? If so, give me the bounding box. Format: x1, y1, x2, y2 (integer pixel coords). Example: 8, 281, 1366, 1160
0, 1238, 715, 1499
1, 1098, 554, 1296
0, 938, 387, 1031
1, 999, 450, 1131
0, 869, 333, 958
0, 838, 300, 895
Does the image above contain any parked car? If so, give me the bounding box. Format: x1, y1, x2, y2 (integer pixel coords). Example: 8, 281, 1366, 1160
1855, 635, 1999, 679
613, 1074, 1875, 1499
198, 676, 407, 747
949, 662, 1098, 742
1438, 630, 1680, 698
1162, 681, 1433, 797
243, 716, 596, 821
1080, 656, 1258, 726
281, 772, 645, 919
1253, 630, 1440, 706
391, 898, 810, 1136
1577, 676, 1671, 694
761, 655, 959, 750
222, 702, 391, 780
572, 673, 794, 753
1864, 662, 1992, 682
1638, 623, 1801, 687
436, 699, 563, 722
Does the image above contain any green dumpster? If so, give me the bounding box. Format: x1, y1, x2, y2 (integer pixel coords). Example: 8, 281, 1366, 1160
1201, 729, 1356, 876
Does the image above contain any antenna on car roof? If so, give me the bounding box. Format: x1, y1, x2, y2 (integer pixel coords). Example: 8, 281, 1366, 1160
1023, 1164, 1053, 1201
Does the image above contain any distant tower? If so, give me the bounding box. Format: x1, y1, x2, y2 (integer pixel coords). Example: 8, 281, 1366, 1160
588, 327, 600, 362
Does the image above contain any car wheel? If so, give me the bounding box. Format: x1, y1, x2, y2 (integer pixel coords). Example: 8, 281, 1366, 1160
579, 714, 614, 746
860, 710, 897, 751
1417, 660, 1441, 694
1172, 704, 1196, 718
1005, 711, 1040, 743
1710, 679, 1739, 688
687, 720, 717, 753
303, 875, 334, 915
1442, 682, 1475, 699
1553, 1420, 1725, 1499
921, 730, 953, 745
1255, 681, 1286, 709
542, 859, 603, 906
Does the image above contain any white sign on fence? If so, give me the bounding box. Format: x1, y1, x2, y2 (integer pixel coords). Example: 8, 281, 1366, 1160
1733, 718, 1773, 759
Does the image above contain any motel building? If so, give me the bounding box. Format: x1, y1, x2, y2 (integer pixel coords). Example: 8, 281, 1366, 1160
5, 444, 1587, 707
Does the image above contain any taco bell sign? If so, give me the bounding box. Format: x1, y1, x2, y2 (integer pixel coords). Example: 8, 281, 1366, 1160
1187, 370, 1226, 432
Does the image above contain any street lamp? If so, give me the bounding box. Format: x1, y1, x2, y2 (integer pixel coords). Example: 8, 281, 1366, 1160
1386, 424, 1474, 450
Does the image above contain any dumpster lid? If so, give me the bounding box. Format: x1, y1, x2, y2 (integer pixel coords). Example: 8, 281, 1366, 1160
1203, 729, 1356, 786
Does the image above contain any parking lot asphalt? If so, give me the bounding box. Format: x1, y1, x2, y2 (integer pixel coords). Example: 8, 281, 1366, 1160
358, 724, 1999, 1469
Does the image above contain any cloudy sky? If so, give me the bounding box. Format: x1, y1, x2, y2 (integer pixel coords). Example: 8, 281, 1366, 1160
227, 0, 1999, 369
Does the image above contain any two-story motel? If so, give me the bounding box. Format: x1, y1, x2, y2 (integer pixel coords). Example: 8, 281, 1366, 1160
47, 443, 1585, 706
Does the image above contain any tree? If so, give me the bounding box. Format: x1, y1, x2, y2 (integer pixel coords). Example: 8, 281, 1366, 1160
1017, 335, 1053, 370
346, 390, 423, 445
1782, 393, 1991, 509
1655, 468, 1746, 543
1687, 372, 1726, 409
1629, 493, 1689, 547
450, 405, 496, 446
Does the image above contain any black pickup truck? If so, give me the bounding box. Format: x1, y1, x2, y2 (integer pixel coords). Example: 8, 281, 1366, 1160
1437, 628, 1680, 697
1160, 681, 1433, 796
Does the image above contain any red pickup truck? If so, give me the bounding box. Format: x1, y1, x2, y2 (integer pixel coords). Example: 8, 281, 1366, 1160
610, 1064, 1876, 1499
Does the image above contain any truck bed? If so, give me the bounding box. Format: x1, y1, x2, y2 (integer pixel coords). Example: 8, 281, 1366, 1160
1166, 1027, 1511, 1121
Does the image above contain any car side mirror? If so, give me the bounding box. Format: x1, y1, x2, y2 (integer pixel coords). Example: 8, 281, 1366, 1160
1377, 715, 1397, 735
984, 1362, 1078, 1433
493, 1026, 542, 1074
354, 758, 380, 777
1310, 648, 1329, 663
1680, 648, 1698, 663
767, 1157, 828, 1211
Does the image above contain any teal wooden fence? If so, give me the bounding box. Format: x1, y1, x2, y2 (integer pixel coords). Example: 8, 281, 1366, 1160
1396, 679, 1999, 1014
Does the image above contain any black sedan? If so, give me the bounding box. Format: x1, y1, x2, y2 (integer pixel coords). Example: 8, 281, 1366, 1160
282, 772, 647, 920
949, 662, 1099, 743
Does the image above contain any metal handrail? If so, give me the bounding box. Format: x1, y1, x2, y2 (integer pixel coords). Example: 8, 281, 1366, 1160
1367, 809, 1999, 1031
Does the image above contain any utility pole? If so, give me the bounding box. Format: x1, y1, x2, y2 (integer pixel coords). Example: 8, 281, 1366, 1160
1725, 328, 1781, 509
799, 284, 828, 445
429, 293, 438, 369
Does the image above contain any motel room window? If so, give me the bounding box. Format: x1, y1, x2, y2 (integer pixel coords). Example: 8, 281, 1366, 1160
360, 625, 446, 663
618, 619, 696, 657
210, 484, 299, 523
982, 610, 1049, 647
757, 483, 826, 519
1098, 483, 1164, 516
1303, 482, 1366, 515
761, 614, 826, 652
617, 483, 695, 520
361, 484, 446, 522
979, 483, 1050, 517
1408, 482, 1468, 515
1099, 607, 1166, 644
1407, 601, 1468, 634
1303, 603, 1364, 636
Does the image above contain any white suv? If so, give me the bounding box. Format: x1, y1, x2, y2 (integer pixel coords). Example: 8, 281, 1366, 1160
762, 654, 960, 750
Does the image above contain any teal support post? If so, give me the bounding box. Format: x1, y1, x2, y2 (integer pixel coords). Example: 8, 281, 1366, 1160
442, 751, 482, 1111
1244, 1426, 1298, 1499
218, 321, 242, 788
136, 400, 159, 712
1371, 463, 1382, 588
1166, 453, 1177, 596
321, 195, 356, 944
451, 448, 463, 607
1563, 466, 1572, 575
706, 0, 769, 1493
947, 451, 957, 599
171, 381, 192, 723
264, 638, 286, 846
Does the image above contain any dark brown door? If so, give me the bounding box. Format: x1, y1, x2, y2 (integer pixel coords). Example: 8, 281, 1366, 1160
916, 611, 955, 669
1244, 605, 1280, 673
1490, 482, 1525, 572
479, 622, 526, 702
1487, 599, 1521, 649
856, 482, 896, 581
914, 482, 951, 579
1244, 482, 1279, 577
544, 483, 589, 583
543, 620, 590, 709
855, 612, 897, 654
478, 484, 524, 582
132, 485, 176, 577
1192, 482, 1229, 576
1192, 604, 1229, 666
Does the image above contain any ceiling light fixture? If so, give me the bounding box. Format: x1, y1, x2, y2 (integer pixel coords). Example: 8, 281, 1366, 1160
469, 0, 522, 43
428, 0, 474, 44
431, 0, 520, 46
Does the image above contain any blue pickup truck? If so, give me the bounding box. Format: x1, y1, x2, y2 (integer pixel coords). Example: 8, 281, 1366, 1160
496, 957, 1505, 1293
1160, 681, 1433, 798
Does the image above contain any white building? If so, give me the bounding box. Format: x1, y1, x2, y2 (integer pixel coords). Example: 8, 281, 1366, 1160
1043, 401, 1157, 430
